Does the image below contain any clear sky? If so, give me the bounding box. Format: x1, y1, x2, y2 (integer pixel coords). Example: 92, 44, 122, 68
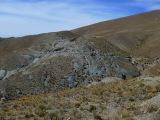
0, 0, 160, 37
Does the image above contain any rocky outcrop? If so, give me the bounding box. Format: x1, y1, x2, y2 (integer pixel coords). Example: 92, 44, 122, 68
136, 112, 160, 120
0, 31, 141, 99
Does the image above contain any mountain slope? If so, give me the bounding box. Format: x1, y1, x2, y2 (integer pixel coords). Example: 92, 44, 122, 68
0, 10, 160, 100
73, 10, 160, 58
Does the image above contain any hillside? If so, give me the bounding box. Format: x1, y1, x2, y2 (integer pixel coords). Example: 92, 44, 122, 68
73, 10, 160, 58
0, 10, 160, 119
0, 31, 139, 99
0, 77, 160, 119
0, 10, 160, 99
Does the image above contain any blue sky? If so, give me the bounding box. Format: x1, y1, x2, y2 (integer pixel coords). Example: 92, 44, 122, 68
0, 0, 160, 37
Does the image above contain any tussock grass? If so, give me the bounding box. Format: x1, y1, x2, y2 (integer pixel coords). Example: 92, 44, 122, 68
0, 79, 159, 119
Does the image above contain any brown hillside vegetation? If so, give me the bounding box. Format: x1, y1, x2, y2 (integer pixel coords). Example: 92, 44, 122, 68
0, 78, 160, 120
73, 10, 160, 58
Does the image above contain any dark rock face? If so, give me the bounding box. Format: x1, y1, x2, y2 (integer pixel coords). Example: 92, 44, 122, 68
0, 31, 140, 99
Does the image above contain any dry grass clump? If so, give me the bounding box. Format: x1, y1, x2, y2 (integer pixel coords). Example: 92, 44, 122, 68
144, 104, 159, 113
0, 79, 159, 119
35, 104, 47, 117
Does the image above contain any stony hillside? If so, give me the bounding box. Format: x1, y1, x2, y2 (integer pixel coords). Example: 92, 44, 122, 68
0, 32, 139, 100
0, 10, 160, 102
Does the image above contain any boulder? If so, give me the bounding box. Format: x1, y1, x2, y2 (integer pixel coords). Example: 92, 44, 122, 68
0, 70, 6, 80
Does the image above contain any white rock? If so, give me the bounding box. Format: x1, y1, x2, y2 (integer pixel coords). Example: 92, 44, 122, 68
32, 58, 39, 64
0, 70, 6, 80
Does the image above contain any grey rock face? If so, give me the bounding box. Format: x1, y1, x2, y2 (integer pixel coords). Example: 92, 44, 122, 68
0, 70, 6, 80
135, 112, 160, 120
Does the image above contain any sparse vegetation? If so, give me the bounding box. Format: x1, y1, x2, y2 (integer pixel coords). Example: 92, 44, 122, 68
0, 78, 159, 119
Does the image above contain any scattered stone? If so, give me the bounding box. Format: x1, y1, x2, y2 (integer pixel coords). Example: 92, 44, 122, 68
70, 37, 77, 42
54, 47, 64, 52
